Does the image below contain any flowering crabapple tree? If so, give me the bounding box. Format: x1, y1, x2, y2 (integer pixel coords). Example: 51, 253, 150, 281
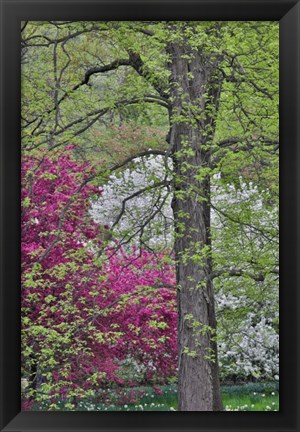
21, 147, 177, 410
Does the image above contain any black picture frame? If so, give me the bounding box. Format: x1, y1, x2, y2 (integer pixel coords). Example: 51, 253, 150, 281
0, 1, 299, 431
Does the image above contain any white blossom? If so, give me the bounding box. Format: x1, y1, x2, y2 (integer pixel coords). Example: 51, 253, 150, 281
90, 156, 279, 381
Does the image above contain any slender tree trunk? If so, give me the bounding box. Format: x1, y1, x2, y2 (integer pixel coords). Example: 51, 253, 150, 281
168, 39, 223, 411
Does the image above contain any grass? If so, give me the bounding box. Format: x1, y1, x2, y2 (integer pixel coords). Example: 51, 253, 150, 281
221, 382, 279, 411
222, 393, 278, 411
27, 382, 279, 411
75, 382, 279, 411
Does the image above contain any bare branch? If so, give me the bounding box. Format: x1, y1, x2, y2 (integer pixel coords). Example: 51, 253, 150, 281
210, 201, 278, 244
220, 69, 275, 100
210, 266, 279, 282
21, 21, 28, 33
22, 27, 100, 48
24, 97, 169, 149
111, 180, 170, 228
110, 150, 168, 172
128, 50, 169, 99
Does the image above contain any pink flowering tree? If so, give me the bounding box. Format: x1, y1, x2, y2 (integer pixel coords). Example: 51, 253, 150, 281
21, 147, 177, 410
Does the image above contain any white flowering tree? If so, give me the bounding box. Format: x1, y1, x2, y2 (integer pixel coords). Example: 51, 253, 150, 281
90, 155, 279, 382
90, 155, 173, 251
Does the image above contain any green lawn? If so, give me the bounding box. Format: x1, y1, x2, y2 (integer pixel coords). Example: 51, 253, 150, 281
222, 393, 278, 411
27, 381, 279, 411
73, 382, 279, 411
221, 382, 279, 411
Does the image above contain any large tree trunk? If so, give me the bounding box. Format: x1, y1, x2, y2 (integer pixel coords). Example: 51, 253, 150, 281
168, 38, 223, 411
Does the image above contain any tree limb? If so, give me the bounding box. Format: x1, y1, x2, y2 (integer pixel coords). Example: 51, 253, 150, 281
210, 266, 279, 282
111, 180, 170, 228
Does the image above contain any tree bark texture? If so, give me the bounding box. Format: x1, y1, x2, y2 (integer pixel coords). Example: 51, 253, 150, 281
168, 39, 223, 411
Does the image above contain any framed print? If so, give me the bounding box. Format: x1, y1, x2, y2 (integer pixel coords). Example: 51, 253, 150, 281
0, 0, 299, 431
